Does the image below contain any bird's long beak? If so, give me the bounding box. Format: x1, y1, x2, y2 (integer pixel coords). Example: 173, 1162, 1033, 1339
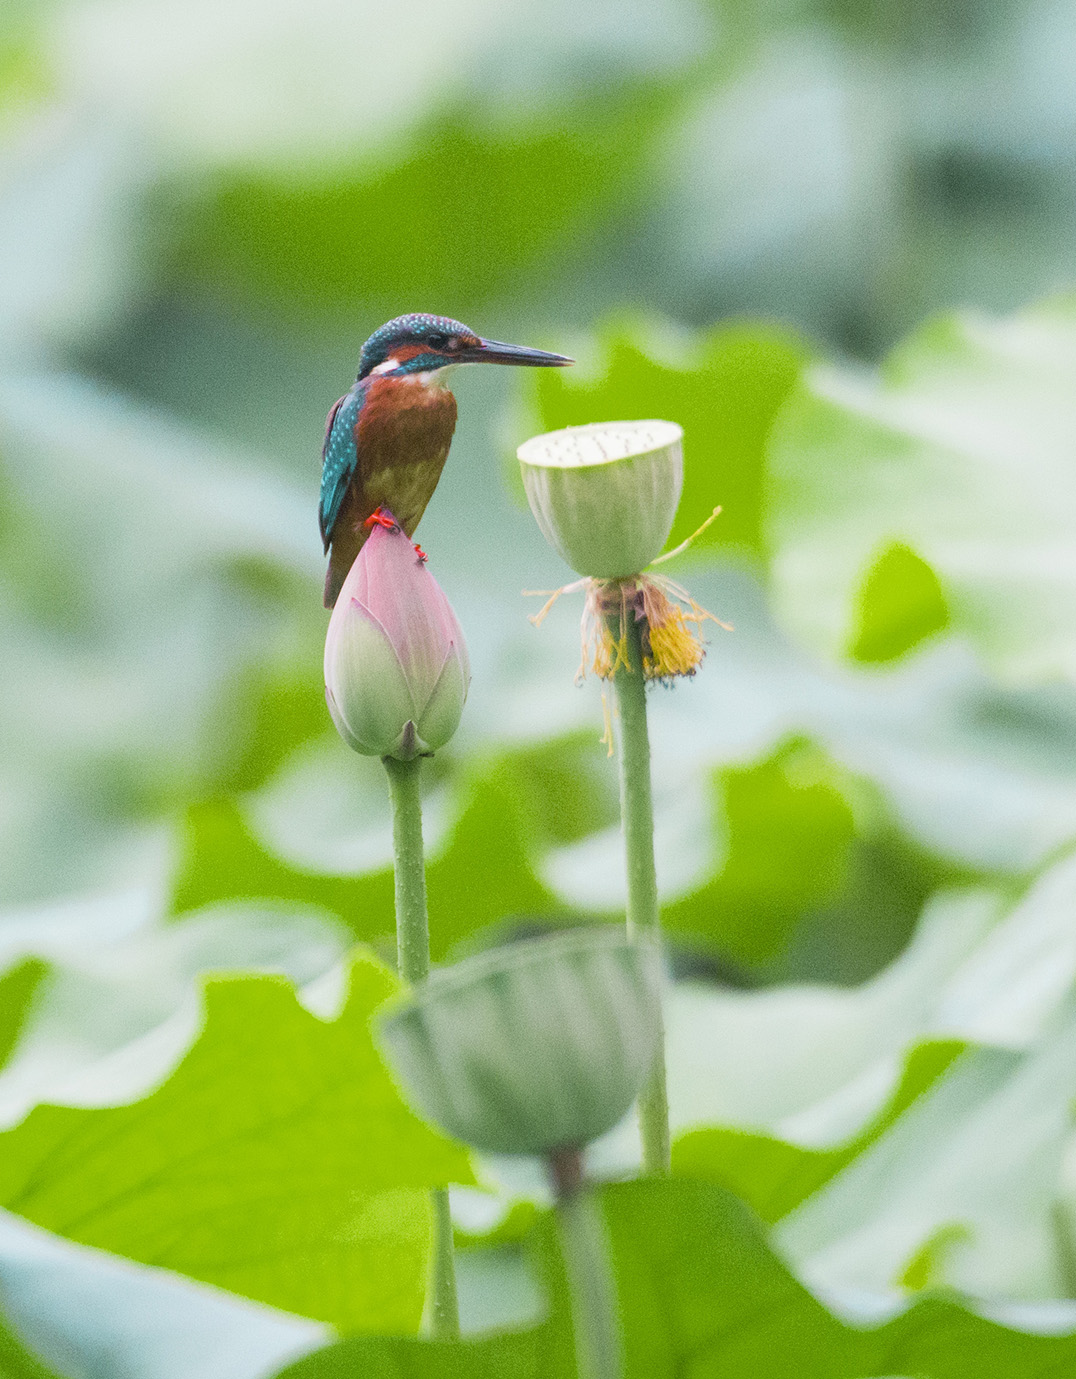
465, 338, 574, 367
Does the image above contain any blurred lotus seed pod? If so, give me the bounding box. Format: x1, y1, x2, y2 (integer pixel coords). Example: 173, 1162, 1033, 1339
378, 929, 662, 1156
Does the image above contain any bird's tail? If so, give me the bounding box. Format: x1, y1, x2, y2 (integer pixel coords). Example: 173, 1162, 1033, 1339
324, 507, 408, 608
324, 565, 343, 609
323, 524, 370, 608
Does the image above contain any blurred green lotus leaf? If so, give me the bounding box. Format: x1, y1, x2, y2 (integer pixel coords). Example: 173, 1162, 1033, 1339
527, 319, 810, 556
269, 1323, 563, 1379
768, 295, 1076, 680
849, 541, 950, 664
0, 953, 473, 1332
0, 1309, 62, 1378
662, 740, 856, 963
170, 87, 684, 321
171, 752, 567, 961
672, 1038, 965, 1222
607, 1179, 1076, 1377
0, 960, 46, 1074
272, 1176, 1076, 1376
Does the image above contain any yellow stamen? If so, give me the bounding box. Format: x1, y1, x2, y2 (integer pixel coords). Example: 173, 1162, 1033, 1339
527, 570, 730, 685
636, 576, 730, 681
648, 612, 705, 678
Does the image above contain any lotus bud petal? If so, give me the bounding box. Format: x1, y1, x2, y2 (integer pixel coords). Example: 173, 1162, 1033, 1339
324, 515, 470, 759
378, 929, 662, 1156
518, 420, 683, 578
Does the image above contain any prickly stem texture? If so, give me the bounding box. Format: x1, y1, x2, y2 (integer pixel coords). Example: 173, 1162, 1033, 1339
609, 613, 671, 1175
382, 754, 460, 1337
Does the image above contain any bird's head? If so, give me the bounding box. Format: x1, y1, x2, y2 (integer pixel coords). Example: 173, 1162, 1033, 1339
357, 313, 573, 381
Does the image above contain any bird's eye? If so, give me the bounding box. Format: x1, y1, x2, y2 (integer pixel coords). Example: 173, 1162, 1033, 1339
427, 332, 450, 350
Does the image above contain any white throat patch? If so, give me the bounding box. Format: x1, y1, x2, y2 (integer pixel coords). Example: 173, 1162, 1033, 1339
418, 364, 457, 388
370, 359, 457, 388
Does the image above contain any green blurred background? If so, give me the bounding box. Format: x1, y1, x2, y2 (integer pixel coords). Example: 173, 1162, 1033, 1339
7, 0, 1076, 1370
4, 0, 1076, 956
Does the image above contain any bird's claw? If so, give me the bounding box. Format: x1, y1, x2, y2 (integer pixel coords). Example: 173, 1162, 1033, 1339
364, 506, 398, 532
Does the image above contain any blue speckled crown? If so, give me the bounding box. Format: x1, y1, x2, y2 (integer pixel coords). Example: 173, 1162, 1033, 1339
358, 313, 475, 378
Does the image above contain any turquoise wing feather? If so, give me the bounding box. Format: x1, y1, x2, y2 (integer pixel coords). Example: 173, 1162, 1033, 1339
319, 384, 366, 549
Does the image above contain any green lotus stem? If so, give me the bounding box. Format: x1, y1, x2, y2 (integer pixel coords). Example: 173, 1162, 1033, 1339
549, 1148, 623, 1379
382, 754, 460, 1340
609, 611, 671, 1175
383, 755, 432, 987
428, 1184, 460, 1339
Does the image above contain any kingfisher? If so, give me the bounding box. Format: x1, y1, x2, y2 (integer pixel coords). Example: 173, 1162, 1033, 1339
319, 312, 573, 606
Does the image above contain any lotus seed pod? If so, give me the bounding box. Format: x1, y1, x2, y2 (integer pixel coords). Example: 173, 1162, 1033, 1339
378, 929, 661, 1156
518, 420, 683, 578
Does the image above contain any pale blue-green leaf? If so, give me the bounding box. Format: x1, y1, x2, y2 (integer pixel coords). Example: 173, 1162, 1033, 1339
608, 1179, 1076, 1378
0, 896, 348, 1126
588, 887, 999, 1181
0, 1210, 323, 1379
657, 35, 898, 341
0, 122, 155, 363
779, 1017, 1076, 1300
243, 735, 455, 876
468, 850, 1076, 1309
0, 364, 321, 902
768, 297, 1076, 682
47, 0, 708, 171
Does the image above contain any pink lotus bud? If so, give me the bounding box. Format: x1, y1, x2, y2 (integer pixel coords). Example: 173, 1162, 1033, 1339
324, 511, 470, 760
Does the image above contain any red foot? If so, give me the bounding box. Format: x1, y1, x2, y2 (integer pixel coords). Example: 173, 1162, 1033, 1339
413, 543, 428, 563
364, 506, 397, 531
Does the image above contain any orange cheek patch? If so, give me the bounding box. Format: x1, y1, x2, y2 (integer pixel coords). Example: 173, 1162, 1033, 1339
393, 344, 428, 363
